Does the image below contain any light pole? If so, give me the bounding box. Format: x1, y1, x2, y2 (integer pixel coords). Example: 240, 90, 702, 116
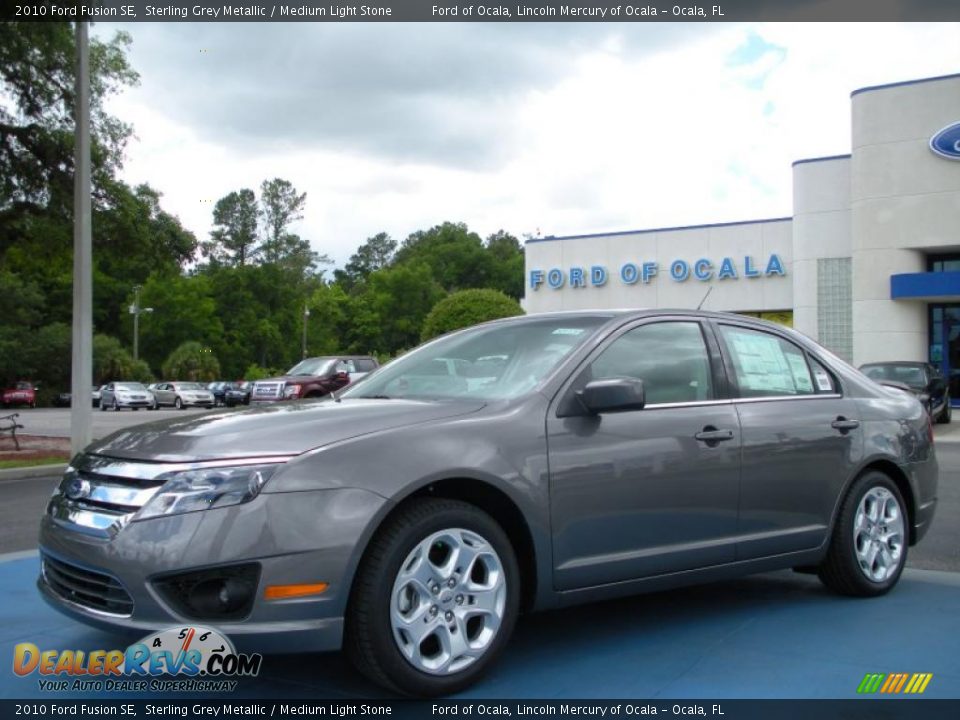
130, 285, 153, 362
70, 21, 93, 456
302, 303, 310, 359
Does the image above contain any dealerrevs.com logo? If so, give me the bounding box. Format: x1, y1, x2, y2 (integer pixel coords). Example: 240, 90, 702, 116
13, 626, 262, 692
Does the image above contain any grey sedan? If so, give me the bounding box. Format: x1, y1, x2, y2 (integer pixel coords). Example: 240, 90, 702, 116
39, 311, 937, 696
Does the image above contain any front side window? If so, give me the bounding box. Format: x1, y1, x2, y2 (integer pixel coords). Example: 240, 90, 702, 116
587, 322, 714, 405
719, 325, 814, 397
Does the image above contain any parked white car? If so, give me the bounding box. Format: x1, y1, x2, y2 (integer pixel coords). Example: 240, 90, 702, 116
98, 382, 156, 411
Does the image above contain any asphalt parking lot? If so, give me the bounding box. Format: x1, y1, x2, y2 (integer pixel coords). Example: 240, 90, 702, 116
0, 425, 957, 699
5, 405, 239, 440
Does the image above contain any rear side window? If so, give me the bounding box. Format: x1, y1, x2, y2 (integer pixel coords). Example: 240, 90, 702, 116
355, 358, 377, 372
588, 321, 714, 405
719, 325, 815, 398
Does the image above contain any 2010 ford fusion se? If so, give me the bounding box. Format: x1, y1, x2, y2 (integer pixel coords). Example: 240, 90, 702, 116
39, 310, 937, 696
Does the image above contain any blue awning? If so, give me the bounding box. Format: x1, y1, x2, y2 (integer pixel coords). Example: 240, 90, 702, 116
891, 271, 960, 301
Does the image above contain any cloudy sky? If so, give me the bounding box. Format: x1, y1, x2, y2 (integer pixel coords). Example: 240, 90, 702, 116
96, 22, 959, 267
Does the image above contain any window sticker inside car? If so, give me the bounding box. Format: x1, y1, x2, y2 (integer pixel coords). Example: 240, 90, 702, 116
814, 368, 833, 391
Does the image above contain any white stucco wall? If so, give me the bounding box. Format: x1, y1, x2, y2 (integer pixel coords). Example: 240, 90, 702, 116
791, 156, 852, 341
850, 75, 960, 365
523, 219, 793, 315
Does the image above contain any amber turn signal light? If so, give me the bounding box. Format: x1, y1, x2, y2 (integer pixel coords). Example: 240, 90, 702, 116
264, 582, 329, 600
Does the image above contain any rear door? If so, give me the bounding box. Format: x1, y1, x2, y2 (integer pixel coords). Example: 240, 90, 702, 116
712, 321, 864, 559
547, 318, 742, 590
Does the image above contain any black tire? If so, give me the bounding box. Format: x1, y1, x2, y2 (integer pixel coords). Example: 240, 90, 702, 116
345, 498, 520, 697
175, 397, 183, 410
938, 398, 952, 424
818, 471, 908, 597
99, 400, 106, 412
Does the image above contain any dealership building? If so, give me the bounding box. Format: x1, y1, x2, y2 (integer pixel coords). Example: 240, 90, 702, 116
524, 73, 960, 394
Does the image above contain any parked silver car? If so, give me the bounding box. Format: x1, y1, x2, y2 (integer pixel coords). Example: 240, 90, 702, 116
152, 381, 216, 410
97, 381, 156, 411
40, 311, 937, 696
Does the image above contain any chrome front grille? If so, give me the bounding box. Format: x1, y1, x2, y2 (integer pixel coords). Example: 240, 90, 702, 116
48, 467, 166, 538
41, 554, 134, 616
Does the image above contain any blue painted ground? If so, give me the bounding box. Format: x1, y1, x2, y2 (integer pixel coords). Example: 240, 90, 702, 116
2, 553, 958, 699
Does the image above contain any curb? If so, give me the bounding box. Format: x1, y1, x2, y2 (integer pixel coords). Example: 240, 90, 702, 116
0, 463, 67, 483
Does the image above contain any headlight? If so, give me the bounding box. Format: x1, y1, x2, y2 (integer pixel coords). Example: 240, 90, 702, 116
283, 384, 302, 398
136, 463, 282, 520
919, 393, 931, 404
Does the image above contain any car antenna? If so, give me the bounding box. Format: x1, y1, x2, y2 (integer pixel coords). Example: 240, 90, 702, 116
696, 285, 714, 310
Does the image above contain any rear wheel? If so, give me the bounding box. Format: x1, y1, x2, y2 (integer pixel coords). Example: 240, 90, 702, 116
819, 471, 908, 597
345, 498, 519, 696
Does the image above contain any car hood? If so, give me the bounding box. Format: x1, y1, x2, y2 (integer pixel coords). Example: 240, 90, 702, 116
85, 398, 485, 462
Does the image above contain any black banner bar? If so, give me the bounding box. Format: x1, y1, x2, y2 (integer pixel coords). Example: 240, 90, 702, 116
3, 0, 960, 22
3, 700, 960, 720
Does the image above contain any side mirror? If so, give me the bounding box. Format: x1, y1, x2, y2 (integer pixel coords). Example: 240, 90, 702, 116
575, 378, 646, 415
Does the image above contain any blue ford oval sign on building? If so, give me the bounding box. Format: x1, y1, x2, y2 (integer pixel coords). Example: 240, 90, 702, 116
930, 122, 960, 160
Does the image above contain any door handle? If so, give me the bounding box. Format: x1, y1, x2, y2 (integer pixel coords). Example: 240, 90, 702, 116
694, 427, 735, 444
831, 417, 860, 432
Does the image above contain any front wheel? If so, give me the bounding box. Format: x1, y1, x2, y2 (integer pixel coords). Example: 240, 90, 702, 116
174, 397, 183, 410
345, 498, 519, 696
818, 471, 908, 597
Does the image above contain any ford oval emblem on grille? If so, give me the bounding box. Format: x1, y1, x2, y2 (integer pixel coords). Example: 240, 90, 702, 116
930, 122, 960, 160
65, 478, 92, 501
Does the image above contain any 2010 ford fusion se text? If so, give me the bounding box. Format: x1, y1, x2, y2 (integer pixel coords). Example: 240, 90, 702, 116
38, 311, 937, 696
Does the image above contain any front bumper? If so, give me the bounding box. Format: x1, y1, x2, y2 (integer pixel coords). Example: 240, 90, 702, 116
114, 399, 153, 408
38, 487, 386, 653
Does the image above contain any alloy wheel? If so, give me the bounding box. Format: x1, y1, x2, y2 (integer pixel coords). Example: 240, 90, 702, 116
390, 528, 506, 676
853, 486, 904, 583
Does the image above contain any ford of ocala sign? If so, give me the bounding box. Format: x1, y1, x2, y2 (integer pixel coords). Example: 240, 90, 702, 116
530, 254, 786, 290
930, 122, 960, 160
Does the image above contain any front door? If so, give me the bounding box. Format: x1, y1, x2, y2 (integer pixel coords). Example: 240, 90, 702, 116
547, 319, 741, 591
930, 305, 960, 406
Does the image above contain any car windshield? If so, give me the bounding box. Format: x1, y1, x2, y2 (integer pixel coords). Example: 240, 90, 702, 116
15, 381, 31, 390
116, 383, 147, 391
343, 316, 607, 402
861, 364, 927, 389
177, 383, 205, 390
286, 358, 337, 377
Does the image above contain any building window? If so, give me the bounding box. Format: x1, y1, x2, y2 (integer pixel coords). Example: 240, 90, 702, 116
817, 257, 852, 363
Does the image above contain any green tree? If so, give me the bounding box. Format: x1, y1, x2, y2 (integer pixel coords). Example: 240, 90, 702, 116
421, 289, 523, 341
162, 342, 221, 382
94, 335, 135, 384
259, 178, 307, 264
0, 22, 138, 223
134, 272, 223, 374
202, 188, 259, 266
334, 231, 397, 291
485, 230, 525, 300
394, 222, 496, 293
345, 263, 445, 354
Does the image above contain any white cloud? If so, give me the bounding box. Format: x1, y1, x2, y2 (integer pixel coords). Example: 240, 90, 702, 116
100, 22, 960, 266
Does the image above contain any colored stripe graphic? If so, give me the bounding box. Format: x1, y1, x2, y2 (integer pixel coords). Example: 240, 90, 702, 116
858, 674, 886, 694
858, 673, 932, 694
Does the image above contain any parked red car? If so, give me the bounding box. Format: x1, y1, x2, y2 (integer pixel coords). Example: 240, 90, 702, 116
2, 381, 37, 408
